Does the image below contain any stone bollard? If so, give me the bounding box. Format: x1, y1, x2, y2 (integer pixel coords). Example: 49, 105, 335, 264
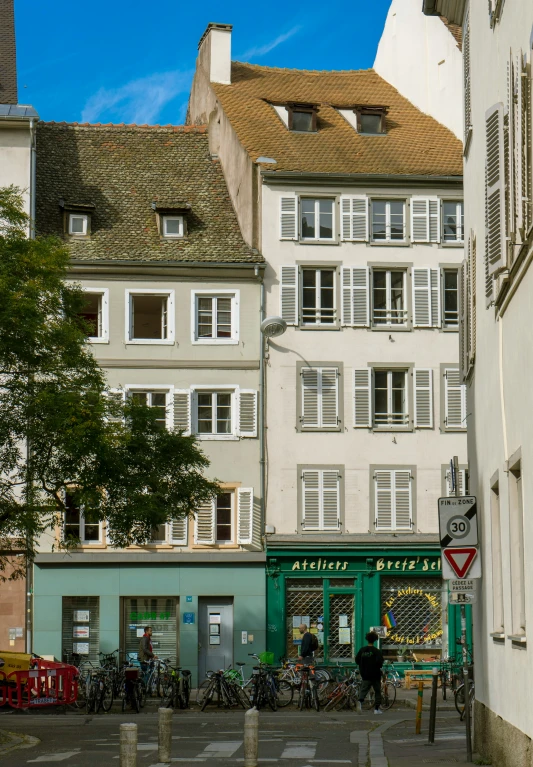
158, 707, 173, 763
243, 706, 259, 767
120, 722, 137, 767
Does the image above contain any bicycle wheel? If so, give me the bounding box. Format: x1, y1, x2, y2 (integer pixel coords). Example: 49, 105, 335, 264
162, 679, 175, 709
101, 682, 114, 712
455, 681, 473, 716
267, 682, 278, 712
181, 674, 191, 709
323, 686, 342, 713
311, 683, 320, 712
276, 680, 293, 708
298, 682, 306, 711
74, 674, 89, 709
86, 681, 97, 714
132, 684, 140, 714
195, 679, 211, 707
380, 681, 396, 711
138, 679, 147, 708
201, 679, 216, 711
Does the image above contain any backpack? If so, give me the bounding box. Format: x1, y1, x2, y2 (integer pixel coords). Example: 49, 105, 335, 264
310, 633, 319, 652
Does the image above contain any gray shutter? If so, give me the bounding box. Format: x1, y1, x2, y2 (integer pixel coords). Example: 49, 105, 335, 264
173, 389, 191, 435
446, 469, 467, 497
340, 196, 368, 241
484, 163, 494, 303
322, 470, 341, 530
411, 197, 430, 242
302, 470, 320, 530
238, 390, 257, 437
320, 368, 339, 429
429, 199, 440, 243
430, 268, 441, 327
464, 9, 472, 143
301, 368, 319, 428
280, 265, 298, 325
342, 267, 369, 327
194, 498, 215, 545
469, 233, 477, 365
414, 369, 433, 428
485, 103, 506, 275
394, 471, 412, 530
354, 369, 372, 428
237, 487, 253, 545
280, 196, 298, 240
460, 259, 469, 379
444, 368, 467, 430
170, 516, 188, 545
412, 268, 431, 326
507, 54, 516, 241
375, 471, 392, 530
519, 53, 530, 232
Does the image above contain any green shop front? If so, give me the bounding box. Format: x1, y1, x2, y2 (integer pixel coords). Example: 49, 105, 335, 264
33, 552, 266, 687
266, 547, 470, 663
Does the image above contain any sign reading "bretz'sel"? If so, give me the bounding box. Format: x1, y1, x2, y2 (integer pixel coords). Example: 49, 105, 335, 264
289, 556, 441, 573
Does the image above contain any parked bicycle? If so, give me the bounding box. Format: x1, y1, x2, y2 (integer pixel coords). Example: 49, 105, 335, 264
199, 669, 250, 710
297, 664, 320, 711
361, 671, 397, 711
161, 666, 191, 709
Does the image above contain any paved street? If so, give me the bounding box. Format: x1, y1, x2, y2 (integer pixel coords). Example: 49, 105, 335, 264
0, 705, 473, 767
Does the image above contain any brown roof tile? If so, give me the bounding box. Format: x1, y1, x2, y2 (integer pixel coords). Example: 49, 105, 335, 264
440, 16, 463, 50
212, 62, 463, 177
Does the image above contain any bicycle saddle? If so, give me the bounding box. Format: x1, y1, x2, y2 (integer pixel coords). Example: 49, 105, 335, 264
237, 662, 246, 667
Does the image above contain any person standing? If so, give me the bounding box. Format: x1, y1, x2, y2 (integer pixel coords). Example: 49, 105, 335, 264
355, 631, 384, 714
298, 623, 318, 665
138, 625, 157, 673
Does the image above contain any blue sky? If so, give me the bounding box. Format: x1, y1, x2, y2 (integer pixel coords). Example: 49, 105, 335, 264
15, 0, 391, 125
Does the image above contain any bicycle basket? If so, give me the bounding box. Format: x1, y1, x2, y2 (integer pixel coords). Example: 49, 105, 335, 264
125, 667, 139, 681
258, 652, 275, 665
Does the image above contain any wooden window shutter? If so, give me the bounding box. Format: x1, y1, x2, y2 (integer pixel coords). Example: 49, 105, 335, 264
484, 163, 494, 304
469, 233, 477, 365
106, 388, 125, 423
459, 259, 469, 380
414, 369, 433, 428
238, 390, 257, 438
412, 268, 431, 327
194, 498, 215, 545
411, 198, 440, 243
506, 54, 516, 245
170, 516, 188, 545
430, 268, 441, 327
301, 368, 319, 428
320, 368, 339, 429
237, 487, 253, 545
353, 369, 372, 428
302, 470, 321, 530
341, 267, 369, 326
279, 265, 299, 325
340, 196, 368, 241
301, 368, 338, 429
485, 103, 506, 275
280, 196, 298, 240
321, 470, 341, 530
463, 9, 471, 142
375, 470, 393, 530
520, 52, 531, 233
173, 389, 191, 435
444, 368, 467, 430
394, 471, 413, 530
446, 469, 468, 497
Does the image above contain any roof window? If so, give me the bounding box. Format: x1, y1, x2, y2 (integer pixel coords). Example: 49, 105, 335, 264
59, 200, 95, 238
287, 103, 318, 133
338, 105, 388, 135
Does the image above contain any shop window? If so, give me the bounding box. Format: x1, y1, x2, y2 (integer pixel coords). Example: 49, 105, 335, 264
124, 597, 178, 662
62, 596, 100, 665
380, 577, 443, 657
285, 578, 324, 660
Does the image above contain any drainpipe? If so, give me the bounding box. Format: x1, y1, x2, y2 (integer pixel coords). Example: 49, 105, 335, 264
29, 118, 36, 240
256, 267, 266, 549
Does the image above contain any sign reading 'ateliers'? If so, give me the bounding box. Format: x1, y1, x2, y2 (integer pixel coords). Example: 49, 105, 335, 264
290, 557, 441, 573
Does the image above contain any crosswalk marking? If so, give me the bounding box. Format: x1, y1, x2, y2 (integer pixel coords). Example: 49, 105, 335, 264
27, 753, 80, 763
196, 741, 243, 758
281, 741, 317, 759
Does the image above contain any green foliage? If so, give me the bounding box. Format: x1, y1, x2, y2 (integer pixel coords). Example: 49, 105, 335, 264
0, 187, 218, 578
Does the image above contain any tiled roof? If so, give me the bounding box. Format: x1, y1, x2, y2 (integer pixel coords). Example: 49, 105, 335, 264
212, 63, 463, 177
440, 16, 463, 50
35, 123, 262, 264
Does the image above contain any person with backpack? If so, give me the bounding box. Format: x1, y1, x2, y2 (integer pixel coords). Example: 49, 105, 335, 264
298, 623, 318, 664
355, 631, 384, 714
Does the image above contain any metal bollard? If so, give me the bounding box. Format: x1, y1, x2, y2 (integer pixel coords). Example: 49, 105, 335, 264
120, 722, 137, 767
244, 706, 259, 767
158, 707, 173, 763
415, 681, 424, 735
427, 667, 439, 744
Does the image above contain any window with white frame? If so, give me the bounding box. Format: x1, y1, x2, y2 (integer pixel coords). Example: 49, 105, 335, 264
126, 291, 174, 343
442, 201, 464, 243
196, 391, 233, 436
192, 291, 238, 343
79, 289, 108, 342
301, 468, 341, 531
372, 269, 407, 326
69, 213, 88, 236
300, 199, 334, 241
442, 270, 459, 327
374, 370, 408, 426
194, 488, 254, 546
301, 267, 336, 325
63, 493, 101, 544
215, 492, 233, 543
371, 200, 405, 241
163, 215, 184, 238
129, 390, 169, 429
374, 469, 413, 531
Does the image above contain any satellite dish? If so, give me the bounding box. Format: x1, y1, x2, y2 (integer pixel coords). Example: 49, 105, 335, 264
260, 316, 287, 338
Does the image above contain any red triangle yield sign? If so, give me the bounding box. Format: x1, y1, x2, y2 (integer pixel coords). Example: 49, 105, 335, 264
443, 547, 478, 578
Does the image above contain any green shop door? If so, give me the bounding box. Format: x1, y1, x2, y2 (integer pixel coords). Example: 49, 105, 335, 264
324, 582, 359, 663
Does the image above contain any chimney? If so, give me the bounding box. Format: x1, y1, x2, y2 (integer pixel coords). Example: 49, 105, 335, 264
0, 0, 18, 104
197, 22, 232, 85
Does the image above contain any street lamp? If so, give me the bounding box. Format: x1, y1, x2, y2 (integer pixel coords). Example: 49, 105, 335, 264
260, 316, 287, 339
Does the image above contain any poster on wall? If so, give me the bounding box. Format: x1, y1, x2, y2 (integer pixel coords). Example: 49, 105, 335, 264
73, 610, 90, 623
338, 615, 348, 628
338, 628, 351, 644
73, 626, 90, 639
292, 616, 301, 627
209, 613, 221, 624
209, 635, 221, 645
73, 642, 89, 654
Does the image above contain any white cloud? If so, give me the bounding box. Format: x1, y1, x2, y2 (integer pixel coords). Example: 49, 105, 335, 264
81, 70, 192, 125
238, 26, 302, 60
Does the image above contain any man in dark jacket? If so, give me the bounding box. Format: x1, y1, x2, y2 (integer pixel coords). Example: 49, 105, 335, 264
298, 623, 314, 665
138, 626, 157, 672
355, 631, 384, 714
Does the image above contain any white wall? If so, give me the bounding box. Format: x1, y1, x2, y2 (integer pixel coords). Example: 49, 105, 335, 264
0, 124, 32, 214
374, 0, 463, 139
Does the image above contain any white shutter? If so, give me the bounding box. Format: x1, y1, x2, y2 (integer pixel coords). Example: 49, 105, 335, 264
410, 198, 440, 243
173, 389, 191, 435
445, 469, 468, 497
237, 487, 253, 545
375, 470, 393, 530
340, 196, 368, 241
194, 498, 215, 545
302, 470, 321, 530
280, 265, 298, 325
238, 390, 257, 437
414, 369, 433, 428
302, 470, 340, 531
507, 54, 516, 240
280, 196, 298, 240
412, 268, 431, 326
463, 9, 472, 143
394, 471, 413, 530
321, 470, 341, 530
170, 516, 188, 545
485, 103, 506, 275
519, 54, 530, 233
484, 163, 494, 304
106, 388, 125, 423
301, 368, 319, 428
320, 368, 339, 429
354, 369, 372, 428
430, 268, 441, 327
444, 368, 467, 430
341, 267, 369, 326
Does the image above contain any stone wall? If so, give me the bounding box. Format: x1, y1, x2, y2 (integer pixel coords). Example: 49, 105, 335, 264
475, 700, 532, 767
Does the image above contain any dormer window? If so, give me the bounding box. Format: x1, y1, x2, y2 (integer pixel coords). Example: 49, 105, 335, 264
152, 201, 190, 239
163, 215, 184, 238
288, 103, 318, 133
355, 106, 387, 135
69, 214, 88, 236
60, 200, 95, 238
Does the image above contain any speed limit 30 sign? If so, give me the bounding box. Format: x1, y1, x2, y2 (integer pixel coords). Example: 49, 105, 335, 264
438, 496, 478, 548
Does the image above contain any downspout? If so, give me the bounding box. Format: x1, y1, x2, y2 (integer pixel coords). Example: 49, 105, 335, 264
29, 118, 36, 239
256, 266, 266, 549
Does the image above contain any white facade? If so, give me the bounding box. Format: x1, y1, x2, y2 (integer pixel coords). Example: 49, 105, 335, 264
374, 0, 463, 139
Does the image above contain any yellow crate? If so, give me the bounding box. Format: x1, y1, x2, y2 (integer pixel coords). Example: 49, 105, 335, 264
0, 652, 33, 674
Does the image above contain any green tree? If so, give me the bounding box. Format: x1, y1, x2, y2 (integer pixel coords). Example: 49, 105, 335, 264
0, 187, 218, 578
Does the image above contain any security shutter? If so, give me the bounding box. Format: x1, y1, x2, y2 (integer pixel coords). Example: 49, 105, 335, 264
62, 596, 100, 664
340, 196, 369, 241
280, 196, 298, 240
445, 469, 468, 497
341, 267, 369, 326
354, 369, 372, 428
301, 469, 340, 531
238, 390, 257, 437
414, 369, 433, 428
237, 487, 253, 545
412, 268, 441, 327
194, 498, 215, 544
169, 516, 188, 545
280, 265, 299, 325
410, 198, 440, 243
374, 470, 412, 531
301, 367, 339, 429
463, 9, 471, 143
444, 368, 467, 430
485, 103, 506, 275
173, 389, 191, 435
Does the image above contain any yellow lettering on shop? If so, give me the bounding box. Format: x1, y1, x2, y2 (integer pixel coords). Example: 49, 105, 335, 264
377, 557, 441, 573
291, 560, 349, 571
